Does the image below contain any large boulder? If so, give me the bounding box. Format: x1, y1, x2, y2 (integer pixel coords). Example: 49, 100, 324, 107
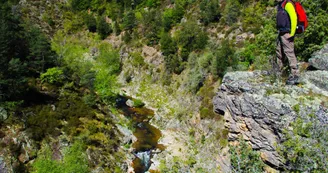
308, 44, 328, 71
0, 107, 8, 122
213, 70, 328, 169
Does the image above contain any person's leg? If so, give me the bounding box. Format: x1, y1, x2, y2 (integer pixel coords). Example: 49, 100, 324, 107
281, 33, 299, 76
275, 35, 284, 73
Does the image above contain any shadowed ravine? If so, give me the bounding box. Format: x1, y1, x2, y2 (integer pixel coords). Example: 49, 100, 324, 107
116, 96, 164, 173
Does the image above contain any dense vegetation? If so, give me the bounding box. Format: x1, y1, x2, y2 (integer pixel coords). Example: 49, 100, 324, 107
1, 0, 328, 172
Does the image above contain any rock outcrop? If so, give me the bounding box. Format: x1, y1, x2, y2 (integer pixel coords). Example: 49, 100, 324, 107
213, 70, 328, 169
0, 107, 7, 122
309, 44, 328, 71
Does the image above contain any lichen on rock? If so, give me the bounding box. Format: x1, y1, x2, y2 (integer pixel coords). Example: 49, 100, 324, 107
213, 70, 328, 170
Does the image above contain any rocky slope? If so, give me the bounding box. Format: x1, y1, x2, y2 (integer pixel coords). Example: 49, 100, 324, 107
213, 45, 328, 171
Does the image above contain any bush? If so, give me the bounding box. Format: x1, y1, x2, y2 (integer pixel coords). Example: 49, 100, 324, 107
70, 0, 90, 11
40, 67, 64, 85
199, 0, 221, 25
97, 16, 112, 39
175, 20, 208, 60
32, 140, 89, 173
164, 54, 184, 74
122, 11, 136, 31
223, 0, 241, 26
160, 32, 177, 56
278, 116, 328, 172
162, 3, 185, 31
211, 39, 237, 78
230, 138, 265, 173
84, 14, 97, 32
241, 2, 265, 34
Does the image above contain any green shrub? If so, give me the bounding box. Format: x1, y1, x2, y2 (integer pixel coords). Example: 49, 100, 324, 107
230, 138, 265, 173
278, 117, 328, 172
130, 52, 145, 68
162, 3, 185, 31
40, 67, 64, 85
70, 0, 90, 11
123, 11, 136, 31
160, 32, 177, 56
242, 2, 265, 34
175, 20, 208, 61
211, 39, 237, 78
140, 9, 162, 45
164, 54, 184, 74
97, 16, 112, 39
84, 14, 97, 32
223, 0, 241, 26
132, 99, 145, 108
199, 0, 221, 25
32, 140, 89, 173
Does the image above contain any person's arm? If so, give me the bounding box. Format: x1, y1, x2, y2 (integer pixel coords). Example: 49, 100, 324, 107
285, 2, 297, 37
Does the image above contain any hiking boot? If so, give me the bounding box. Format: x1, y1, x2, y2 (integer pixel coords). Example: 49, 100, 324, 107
286, 75, 300, 85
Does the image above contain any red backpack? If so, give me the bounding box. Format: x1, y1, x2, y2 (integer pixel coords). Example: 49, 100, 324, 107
281, 0, 308, 34
294, 1, 308, 33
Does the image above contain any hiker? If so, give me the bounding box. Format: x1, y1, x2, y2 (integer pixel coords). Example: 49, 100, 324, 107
275, 0, 299, 85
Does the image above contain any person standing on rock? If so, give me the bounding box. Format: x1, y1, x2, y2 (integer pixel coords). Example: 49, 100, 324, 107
275, 0, 299, 85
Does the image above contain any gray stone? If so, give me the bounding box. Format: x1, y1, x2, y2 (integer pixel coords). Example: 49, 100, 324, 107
0, 157, 8, 173
213, 70, 328, 169
309, 44, 328, 70
0, 107, 8, 122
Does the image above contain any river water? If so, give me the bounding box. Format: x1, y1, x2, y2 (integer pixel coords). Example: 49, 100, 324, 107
116, 96, 164, 173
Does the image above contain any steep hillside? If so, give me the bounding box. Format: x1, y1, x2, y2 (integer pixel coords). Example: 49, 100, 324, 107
1, 0, 328, 172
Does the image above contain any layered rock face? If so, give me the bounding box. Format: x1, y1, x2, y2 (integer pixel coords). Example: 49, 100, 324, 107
213, 70, 328, 169
309, 44, 328, 71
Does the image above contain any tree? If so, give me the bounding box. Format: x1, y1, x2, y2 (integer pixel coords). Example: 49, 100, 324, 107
160, 32, 177, 56
224, 0, 241, 26
84, 14, 97, 32
200, 0, 221, 25
26, 25, 56, 74
176, 21, 208, 61
122, 11, 136, 31
211, 39, 237, 78
97, 16, 112, 39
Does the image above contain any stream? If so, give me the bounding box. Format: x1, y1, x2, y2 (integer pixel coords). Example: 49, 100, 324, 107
116, 96, 164, 173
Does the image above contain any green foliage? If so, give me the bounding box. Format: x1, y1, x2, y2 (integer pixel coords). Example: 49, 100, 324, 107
211, 39, 237, 78
70, 0, 90, 11
40, 67, 64, 85
278, 116, 328, 172
140, 9, 162, 45
160, 32, 177, 56
63, 11, 85, 33
123, 11, 136, 31
97, 16, 112, 39
238, 42, 257, 64
122, 31, 132, 43
93, 43, 121, 103
223, 0, 241, 26
132, 99, 145, 108
130, 52, 145, 68
32, 140, 89, 173
83, 14, 97, 32
176, 20, 208, 61
242, 2, 265, 34
164, 54, 184, 74
230, 139, 265, 173
25, 25, 56, 73
112, 21, 121, 35
295, 3, 328, 61
199, 0, 221, 25
162, 3, 185, 31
